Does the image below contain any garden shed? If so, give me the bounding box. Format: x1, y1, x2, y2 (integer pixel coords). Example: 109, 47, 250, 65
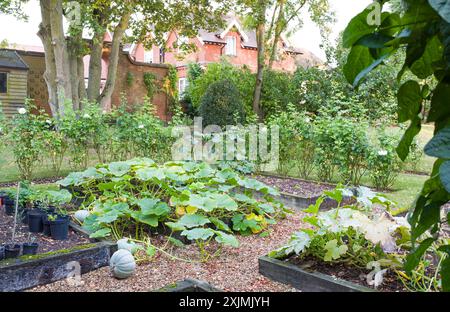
0, 49, 29, 117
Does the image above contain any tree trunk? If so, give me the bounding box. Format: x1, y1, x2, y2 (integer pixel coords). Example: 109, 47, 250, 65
49, 0, 72, 117
37, 0, 58, 117
252, 1, 267, 121
268, 0, 285, 70
87, 29, 105, 102
98, 12, 131, 110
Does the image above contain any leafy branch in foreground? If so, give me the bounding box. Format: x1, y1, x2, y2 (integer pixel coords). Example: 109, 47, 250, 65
343, 0, 450, 291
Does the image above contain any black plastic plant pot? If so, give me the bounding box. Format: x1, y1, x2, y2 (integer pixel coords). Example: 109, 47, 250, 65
42, 215, 52, 236
28, 210, 45, 233
22, 242, 39, 255
4, 199, 15, 215
5, 244, 21, 259
50, 219, 69, 240
0, 245, 5, 261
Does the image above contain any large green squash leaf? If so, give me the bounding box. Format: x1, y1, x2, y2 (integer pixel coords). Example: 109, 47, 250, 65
429, 0, 450, 22
424, 127, 450, 158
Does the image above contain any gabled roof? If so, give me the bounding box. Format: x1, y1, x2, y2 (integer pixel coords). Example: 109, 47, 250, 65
0, 49, 29, 70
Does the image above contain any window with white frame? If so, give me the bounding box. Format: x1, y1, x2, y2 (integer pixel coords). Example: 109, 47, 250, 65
225, 36, 237, 56
178, 77, 188, 98
0, 72, 7, 93
144, 50, 153, 63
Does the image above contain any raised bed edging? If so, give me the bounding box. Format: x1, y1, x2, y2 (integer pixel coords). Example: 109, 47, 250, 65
0, 241, 117, 292
258, 256, 375, 292
253, 173, 354, 210
155, 279, 222, 292
0, 221, 117, 292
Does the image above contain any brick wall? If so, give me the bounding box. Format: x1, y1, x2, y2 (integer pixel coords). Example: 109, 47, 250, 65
111, 52, 170, 121
17, 50, 170, 121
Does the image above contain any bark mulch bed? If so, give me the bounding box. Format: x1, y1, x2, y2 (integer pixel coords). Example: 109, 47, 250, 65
288, 256, 406, 292
254, 174, 335, 198
0, 209, 90, 255
29, 211, 308, 292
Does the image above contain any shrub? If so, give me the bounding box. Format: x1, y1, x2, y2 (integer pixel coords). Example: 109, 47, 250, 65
8, 101, 47, 180
314, 116, 370, 184
199, 79, 246, 127
367, 132, 403, 190
267, 104, 315, 178
189, 60, 254, 114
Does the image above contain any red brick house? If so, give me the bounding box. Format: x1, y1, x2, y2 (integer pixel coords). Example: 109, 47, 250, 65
126, 16, 323, 96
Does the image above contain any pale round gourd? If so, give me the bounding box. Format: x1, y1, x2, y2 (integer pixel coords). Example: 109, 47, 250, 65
117, 238, 138, 255
110, 249, 136, 279
74, 210, 90, 223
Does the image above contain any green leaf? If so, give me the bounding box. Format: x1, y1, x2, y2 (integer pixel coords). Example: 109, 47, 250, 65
165, 222, 186, 232
146, 245, 156, 257
439, 161, 450, 192
181, 228, 215, 241
412, 202, 442, 241
397, 81, 423, 123
410, 35, 444, 79
343, 8, 377, 48
405, 238, 435, 272
177, 214, 210, 228
139, 215, 159, 227
168, 237, 185, 247
135, 167, 165, 181
136, 198, 170, 216
355, 33, 394, 48
324, 239, 348, 262
209, 217, 231, 232
108, 161, 131, 177
441, 254, 450, 291
214, 231, 239, 247
428, 82, 450, 123
424, 127, 450, 158
89, 228, 111, 239
343, 46, 374, 86
97, 211, 121, 224
396, 117, 422, 161
429, 0, 450, 23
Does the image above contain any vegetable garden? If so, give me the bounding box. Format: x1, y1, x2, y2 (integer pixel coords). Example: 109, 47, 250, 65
0, 0, 449, 294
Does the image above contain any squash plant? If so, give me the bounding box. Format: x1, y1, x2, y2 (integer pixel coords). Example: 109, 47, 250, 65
343, 0, 450, 290
57, 159, 289, 257
270, 187, 446, 291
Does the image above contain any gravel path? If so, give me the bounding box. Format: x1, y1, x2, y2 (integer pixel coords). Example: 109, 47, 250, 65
29, 211, 306, 292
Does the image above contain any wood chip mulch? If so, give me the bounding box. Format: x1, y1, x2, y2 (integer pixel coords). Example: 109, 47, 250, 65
29, 211, 307, 292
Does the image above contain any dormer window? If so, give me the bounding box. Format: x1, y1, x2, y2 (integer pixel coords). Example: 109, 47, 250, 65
225, 36, 237, 56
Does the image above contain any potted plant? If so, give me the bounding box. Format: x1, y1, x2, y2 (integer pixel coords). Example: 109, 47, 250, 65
48, 213, 70, 240
27, 209, 45, 233
40, 190, 72, 240
22, 235, 39, 255
5, 183, 23, 259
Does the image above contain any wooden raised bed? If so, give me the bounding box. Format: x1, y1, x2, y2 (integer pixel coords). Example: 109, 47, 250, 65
0, 221, 117, 292
259, 256, 375, 292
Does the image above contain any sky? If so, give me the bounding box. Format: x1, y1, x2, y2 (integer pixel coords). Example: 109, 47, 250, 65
0, 0, 373, 61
